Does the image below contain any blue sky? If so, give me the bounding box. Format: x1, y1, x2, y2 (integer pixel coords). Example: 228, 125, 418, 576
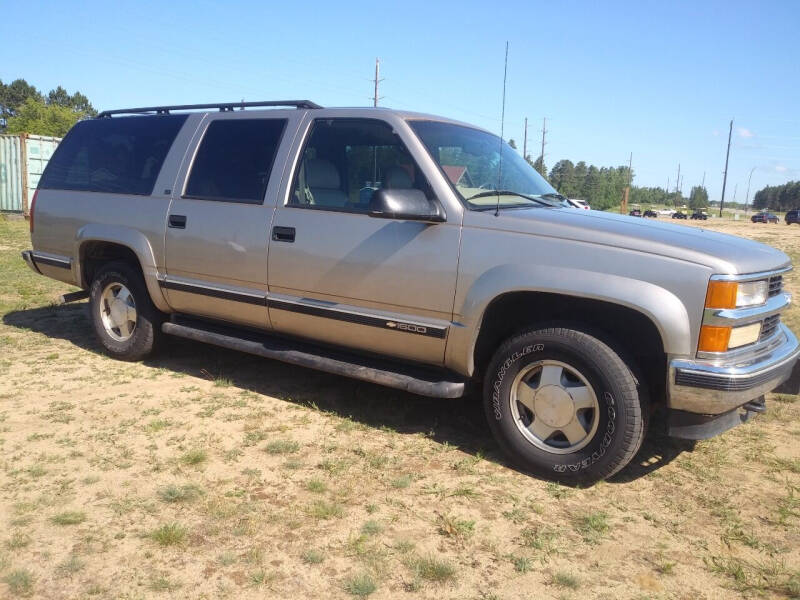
4, 0, 799, 202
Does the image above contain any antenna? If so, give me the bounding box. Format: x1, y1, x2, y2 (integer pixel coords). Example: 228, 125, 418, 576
495, 41, 509, 217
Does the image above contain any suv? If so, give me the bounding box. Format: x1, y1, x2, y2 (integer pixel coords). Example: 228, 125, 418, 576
643, 209, 657, 218
672, 211, 688, 219
786, 210, 800, 225
22, 100, 799, 484
628, 208, 642, 217
690, 211, 708, 220
752, 212, 779, 224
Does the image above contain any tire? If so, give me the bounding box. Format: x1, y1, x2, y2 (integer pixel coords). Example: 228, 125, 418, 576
89, 261, 164, 361
483, 326, 647, 484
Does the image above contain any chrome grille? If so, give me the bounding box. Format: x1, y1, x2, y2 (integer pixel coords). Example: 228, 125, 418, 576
768, 275, 783, 297
760, 314, 780, 341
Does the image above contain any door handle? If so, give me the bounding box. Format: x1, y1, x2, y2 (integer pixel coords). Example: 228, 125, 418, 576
168, 214, 187, 229
272, 226, 295, 243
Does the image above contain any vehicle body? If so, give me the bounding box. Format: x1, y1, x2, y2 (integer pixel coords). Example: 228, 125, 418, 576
643, 209, 657, 218
629, 208, 642, 217
786, 209, 800, 225
672, 211, 688, 219
657, 208, 675, 217
23, 100, 800, 483
690, 211, 708, 220
565, 198, 590, 210
752, 212, 779, 224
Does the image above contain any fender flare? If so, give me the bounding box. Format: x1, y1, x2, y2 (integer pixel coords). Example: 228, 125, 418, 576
446, 264, 692, 376
73, 224, 170, 312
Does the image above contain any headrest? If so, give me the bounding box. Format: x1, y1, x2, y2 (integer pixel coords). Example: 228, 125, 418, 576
384, 166, 413, 189
306, 158, 340, 189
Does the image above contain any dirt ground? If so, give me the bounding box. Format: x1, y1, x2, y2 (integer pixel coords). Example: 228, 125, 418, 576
0, 214, 798, 599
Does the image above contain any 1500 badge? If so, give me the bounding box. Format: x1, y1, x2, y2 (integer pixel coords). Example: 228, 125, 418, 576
386, 321, 428, 334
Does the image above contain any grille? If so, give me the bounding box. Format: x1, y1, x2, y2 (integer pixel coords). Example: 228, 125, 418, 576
768, 275, 783, 297
760, 314, 781, 341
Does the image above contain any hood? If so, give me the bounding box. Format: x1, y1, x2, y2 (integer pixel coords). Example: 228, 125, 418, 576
471, 207, 790, 275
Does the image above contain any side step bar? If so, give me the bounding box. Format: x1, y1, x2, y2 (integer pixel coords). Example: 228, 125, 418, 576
161, 317, 467, 398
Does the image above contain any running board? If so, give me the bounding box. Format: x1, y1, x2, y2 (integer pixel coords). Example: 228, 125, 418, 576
161, 317, 467, 398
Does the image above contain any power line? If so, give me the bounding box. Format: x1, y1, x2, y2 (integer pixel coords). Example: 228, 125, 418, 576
523, 117, 528, 160
540, 117, 547, 168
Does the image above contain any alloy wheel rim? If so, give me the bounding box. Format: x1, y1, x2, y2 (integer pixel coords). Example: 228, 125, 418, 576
510, 359, 600, 455
99, 282, 137, 342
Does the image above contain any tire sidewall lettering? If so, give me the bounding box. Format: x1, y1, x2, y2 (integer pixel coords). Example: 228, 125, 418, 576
491, 343, 544, 420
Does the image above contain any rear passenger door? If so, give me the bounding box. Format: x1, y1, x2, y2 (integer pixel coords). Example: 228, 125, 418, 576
163, 112, 300, 329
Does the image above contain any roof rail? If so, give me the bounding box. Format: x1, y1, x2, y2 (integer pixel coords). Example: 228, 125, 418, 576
96, 100, 322, 118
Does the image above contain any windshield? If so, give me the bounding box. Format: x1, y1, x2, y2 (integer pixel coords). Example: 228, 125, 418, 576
409, 120, 559, 209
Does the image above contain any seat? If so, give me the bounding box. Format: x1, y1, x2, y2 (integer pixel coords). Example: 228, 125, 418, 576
383, 166, 413, 189
305, 158, 348, 208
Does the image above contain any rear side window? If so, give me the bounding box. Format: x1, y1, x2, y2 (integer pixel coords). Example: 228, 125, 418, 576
184, 119, 286, 204
39, 115, 187, 195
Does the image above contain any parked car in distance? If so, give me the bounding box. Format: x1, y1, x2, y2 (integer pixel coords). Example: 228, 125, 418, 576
657, 208, 675, 217
629, 208, 642, 217
672, 211, 688, 219
565, 198, 590, 210
643, 209, 657, 218
752, 212, 779, 224
785, 209, 800, 225
691, 211, 708, 220
22, 99, 800, 484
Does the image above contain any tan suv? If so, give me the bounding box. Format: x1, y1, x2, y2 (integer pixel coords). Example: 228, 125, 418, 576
22, 100, 799, 483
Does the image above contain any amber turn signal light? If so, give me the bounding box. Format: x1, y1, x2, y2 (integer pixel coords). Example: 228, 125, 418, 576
698, 325, 731, 353
705, 281, 738, 309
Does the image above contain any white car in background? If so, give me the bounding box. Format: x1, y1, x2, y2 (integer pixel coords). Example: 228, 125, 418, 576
565, 198, 590, 210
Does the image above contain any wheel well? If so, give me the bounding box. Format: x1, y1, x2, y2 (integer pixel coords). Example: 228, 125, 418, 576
473, 292, 667, 403
79, 242, 142, 288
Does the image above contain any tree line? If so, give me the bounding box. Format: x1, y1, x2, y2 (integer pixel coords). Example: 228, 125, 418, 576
0, 78, 95, 137
753, 181, 800, 212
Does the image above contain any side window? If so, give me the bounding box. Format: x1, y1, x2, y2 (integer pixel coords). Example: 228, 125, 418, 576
290, 119, 430, 212
39, 114, 187, 195
184, 119, 286, 204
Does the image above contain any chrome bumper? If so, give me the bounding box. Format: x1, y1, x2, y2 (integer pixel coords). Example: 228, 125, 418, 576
669, 324, 800, 414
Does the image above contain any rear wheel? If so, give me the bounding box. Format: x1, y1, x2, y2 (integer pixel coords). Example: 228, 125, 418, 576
90, 261, 164, 361
483, 327, 647, 484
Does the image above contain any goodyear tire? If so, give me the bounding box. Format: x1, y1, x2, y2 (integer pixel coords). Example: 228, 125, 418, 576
483, 327, 646, 484
89, 261, 164, 361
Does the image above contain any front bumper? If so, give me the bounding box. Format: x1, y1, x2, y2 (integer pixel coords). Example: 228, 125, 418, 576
669, 324, 799, 415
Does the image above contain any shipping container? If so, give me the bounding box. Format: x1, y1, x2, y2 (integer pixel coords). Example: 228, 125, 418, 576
0, 135, 23, 212
0, 133, 62, 213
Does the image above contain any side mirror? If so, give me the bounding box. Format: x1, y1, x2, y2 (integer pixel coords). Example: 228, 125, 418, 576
368, 188, 445, 223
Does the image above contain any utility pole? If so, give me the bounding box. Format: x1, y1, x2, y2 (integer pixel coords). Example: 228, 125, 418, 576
621, 152, 632, 214
701, 171, 706, 189
745, 166, 756, 214
675, 163, 681, 207
372, 58, 383, 107
539, 117, 547, 173
523, 117, 528, 160
719, 119, 733, 217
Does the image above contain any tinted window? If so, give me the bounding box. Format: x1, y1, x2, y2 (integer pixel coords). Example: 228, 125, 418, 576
39, 115, 187, 195
290, 119, 430, 213
185, 119, 286, 204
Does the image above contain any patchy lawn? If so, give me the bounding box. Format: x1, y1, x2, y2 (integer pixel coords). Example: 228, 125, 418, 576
0, 214, 798, 599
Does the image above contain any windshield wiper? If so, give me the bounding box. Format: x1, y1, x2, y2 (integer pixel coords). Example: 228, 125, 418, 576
535, 192, 566, 201
466, 190, 549, 206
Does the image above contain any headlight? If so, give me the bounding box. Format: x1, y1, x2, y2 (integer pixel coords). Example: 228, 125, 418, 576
705, 279, 768, 309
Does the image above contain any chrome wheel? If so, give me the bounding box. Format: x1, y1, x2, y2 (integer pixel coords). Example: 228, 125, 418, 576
99, 282, 137, 342
510, 360, 599, 454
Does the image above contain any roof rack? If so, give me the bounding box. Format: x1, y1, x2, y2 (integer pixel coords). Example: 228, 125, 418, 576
96, 100, 322, 118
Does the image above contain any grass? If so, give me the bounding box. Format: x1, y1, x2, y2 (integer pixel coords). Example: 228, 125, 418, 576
552, 571, 580, 589
409, 555, 456, 582
305, 478, 327, 493
301, 549, 325, 564
149, 523, 188, 546
3, 569, 35, 597
511, 555, 533, 573
343, 572, 377, 597
50, 511, 86, 525
180, 448, 207, 466
264, 438, 300, 455
7, 532, 31, 550
574, 511, 610, 544
438, 514, 475, 539
157, 483, 203, 503
361, 520, 383, 536
307, 500, 345, 520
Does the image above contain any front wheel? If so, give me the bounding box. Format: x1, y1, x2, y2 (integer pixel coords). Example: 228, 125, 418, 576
483, 327, 647, 484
